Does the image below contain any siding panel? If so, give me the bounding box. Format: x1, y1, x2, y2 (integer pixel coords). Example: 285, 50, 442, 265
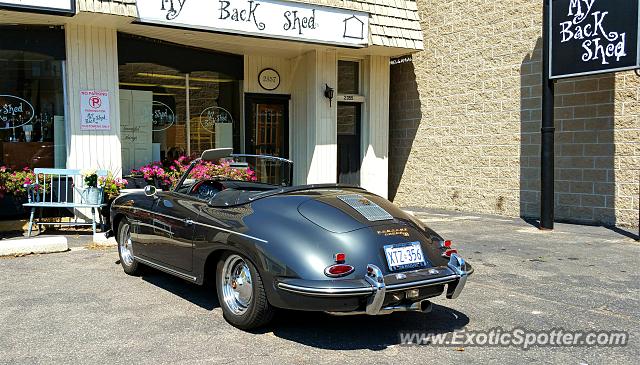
65, 25, 122, 175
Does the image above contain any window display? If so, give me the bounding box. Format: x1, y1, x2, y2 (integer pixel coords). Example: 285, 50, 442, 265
117, 34, 242, 180
0, 26, 66, 169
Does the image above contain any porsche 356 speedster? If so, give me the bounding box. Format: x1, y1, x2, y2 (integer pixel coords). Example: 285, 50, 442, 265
107, 148, 473, 329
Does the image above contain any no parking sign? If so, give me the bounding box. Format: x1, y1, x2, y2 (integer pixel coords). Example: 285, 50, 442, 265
80, 90, 111, 131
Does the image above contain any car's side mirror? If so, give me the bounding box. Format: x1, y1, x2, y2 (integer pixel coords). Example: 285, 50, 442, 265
144, 185, 157, 197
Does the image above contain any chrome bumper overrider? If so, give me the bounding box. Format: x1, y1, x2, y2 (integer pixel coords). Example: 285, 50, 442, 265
276, 253, 471, 315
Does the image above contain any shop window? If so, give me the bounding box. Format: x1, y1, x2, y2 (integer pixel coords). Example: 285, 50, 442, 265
0, 26, 66, 169
117, 34, 242, 177
338, 60, 360, 94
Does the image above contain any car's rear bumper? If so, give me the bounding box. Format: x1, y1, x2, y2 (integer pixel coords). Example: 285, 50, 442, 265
274, 254, 472, 314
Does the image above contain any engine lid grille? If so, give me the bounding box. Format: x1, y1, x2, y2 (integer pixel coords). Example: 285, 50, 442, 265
337, 194, 394, 222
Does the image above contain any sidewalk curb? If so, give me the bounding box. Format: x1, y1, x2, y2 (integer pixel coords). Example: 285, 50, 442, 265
0, 236, 68, 257
93, 233, 117, 246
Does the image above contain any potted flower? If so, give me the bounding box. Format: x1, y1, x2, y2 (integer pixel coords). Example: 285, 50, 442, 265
81, 169, 103, 205
130, 162, 172, 191
98, 173, 127, 227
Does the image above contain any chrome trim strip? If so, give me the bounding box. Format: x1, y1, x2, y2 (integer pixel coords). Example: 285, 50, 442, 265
385, 274, 459, 292
277, 273, 461, 297
192, 221, 268, 244
113, 206, 185, 222
230, 153, 293, 164
113, 205, 268, 243
134, 256, 197, 282
277, 282, 374, 297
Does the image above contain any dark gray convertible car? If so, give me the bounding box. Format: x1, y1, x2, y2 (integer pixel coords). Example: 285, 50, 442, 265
107, 148, 473, 329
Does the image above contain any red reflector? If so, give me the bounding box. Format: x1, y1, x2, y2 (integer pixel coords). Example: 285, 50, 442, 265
325, 264, 355, 277
442, 249, 458, 257
334, 253, 346, 263
444, 240, 452, 248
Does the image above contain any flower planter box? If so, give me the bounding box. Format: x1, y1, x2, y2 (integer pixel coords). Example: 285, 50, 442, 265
0, 194, 73, 221
0, 194, 29, 219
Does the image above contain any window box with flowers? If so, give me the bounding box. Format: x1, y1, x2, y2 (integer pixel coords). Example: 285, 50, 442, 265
0, 166, 40, 219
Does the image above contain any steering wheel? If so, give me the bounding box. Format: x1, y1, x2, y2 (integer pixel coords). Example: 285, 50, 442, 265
189, 180, 225, 200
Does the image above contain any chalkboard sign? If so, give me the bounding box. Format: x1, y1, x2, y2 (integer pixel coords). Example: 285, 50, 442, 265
550, 0, 640, 79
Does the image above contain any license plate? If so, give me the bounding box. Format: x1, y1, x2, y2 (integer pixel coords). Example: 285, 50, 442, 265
384, 241, 427, 271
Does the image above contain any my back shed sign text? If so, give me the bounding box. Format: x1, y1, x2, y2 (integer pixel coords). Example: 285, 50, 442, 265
550, 0, 639, 79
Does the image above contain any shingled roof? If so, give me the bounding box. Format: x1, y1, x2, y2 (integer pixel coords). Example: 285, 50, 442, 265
78, 0, 137, 17
287, 0, 424, 50
77, 0, 423, 50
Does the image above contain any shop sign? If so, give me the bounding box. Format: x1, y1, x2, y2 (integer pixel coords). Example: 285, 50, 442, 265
258, 68, 280, 90
80, 91, 111, 131
0, 95, 34, 129
137, 0, 369, 47
152, 101, 176, 132
550, 0, 640, 79
200, 106, 233, 133
0, 0, 75, 14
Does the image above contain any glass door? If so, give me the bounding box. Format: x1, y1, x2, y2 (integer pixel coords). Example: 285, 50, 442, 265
245, 94, 289, 158
337, 102, 361, 185
244, 94, 289, 184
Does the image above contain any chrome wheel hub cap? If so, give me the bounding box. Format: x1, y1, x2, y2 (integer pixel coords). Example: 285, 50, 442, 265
221, 255, 253, 315
119, 227, 134, 266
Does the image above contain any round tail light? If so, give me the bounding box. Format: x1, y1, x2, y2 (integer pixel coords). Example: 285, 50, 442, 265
324, 264, 355, 277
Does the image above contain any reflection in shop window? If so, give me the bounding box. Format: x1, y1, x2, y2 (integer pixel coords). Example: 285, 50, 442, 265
338, 60, 360, 94
0, 48, 66, 169
117, 35, 243, 187
117, 63, 241, 178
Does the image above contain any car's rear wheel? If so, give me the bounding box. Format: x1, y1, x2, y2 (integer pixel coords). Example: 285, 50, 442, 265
216, 253, 274, 330
117, 219, 141, 276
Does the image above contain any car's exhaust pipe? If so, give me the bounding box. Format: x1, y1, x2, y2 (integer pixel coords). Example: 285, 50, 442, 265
326, 300, 432, 316
377, 299, 433, 315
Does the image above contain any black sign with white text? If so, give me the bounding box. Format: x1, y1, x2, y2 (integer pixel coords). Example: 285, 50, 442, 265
550, 0, 639, 78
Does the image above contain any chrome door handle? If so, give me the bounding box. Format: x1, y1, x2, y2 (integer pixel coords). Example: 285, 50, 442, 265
184, 219, 194, 226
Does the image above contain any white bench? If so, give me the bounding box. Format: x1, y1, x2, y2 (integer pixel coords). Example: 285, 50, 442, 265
23, 168, 107, 237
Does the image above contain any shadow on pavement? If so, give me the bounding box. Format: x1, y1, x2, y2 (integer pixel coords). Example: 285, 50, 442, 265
268, 304, 469, 351
141, 267, 220, 311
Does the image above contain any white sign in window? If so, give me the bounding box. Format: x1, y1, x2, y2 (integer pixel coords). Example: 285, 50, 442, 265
80, 91, 111, 131
0, 0, 74, 13
137, 0, 369, 47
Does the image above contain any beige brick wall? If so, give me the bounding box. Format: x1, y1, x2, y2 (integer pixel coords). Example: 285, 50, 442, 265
389, 0, 639, 228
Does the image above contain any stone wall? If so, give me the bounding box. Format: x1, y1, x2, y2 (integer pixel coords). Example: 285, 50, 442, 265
389, 0, 639, 228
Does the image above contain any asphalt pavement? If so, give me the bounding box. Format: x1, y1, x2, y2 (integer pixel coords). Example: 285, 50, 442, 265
0, 210, 638, 364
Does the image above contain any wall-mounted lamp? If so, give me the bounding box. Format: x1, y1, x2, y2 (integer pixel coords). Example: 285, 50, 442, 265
324, 84, 335, 107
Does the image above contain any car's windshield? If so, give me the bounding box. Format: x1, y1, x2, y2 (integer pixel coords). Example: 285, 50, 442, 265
229, 154, 293, 187
173, 154, 292, 196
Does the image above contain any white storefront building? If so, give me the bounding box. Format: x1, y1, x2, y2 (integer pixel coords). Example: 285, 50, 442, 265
0, 0, 423, 197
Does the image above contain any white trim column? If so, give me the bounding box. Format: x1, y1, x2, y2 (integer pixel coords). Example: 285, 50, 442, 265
306, 49, 338, 184
361, 55, 390, 198
65, 24, 122, 176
